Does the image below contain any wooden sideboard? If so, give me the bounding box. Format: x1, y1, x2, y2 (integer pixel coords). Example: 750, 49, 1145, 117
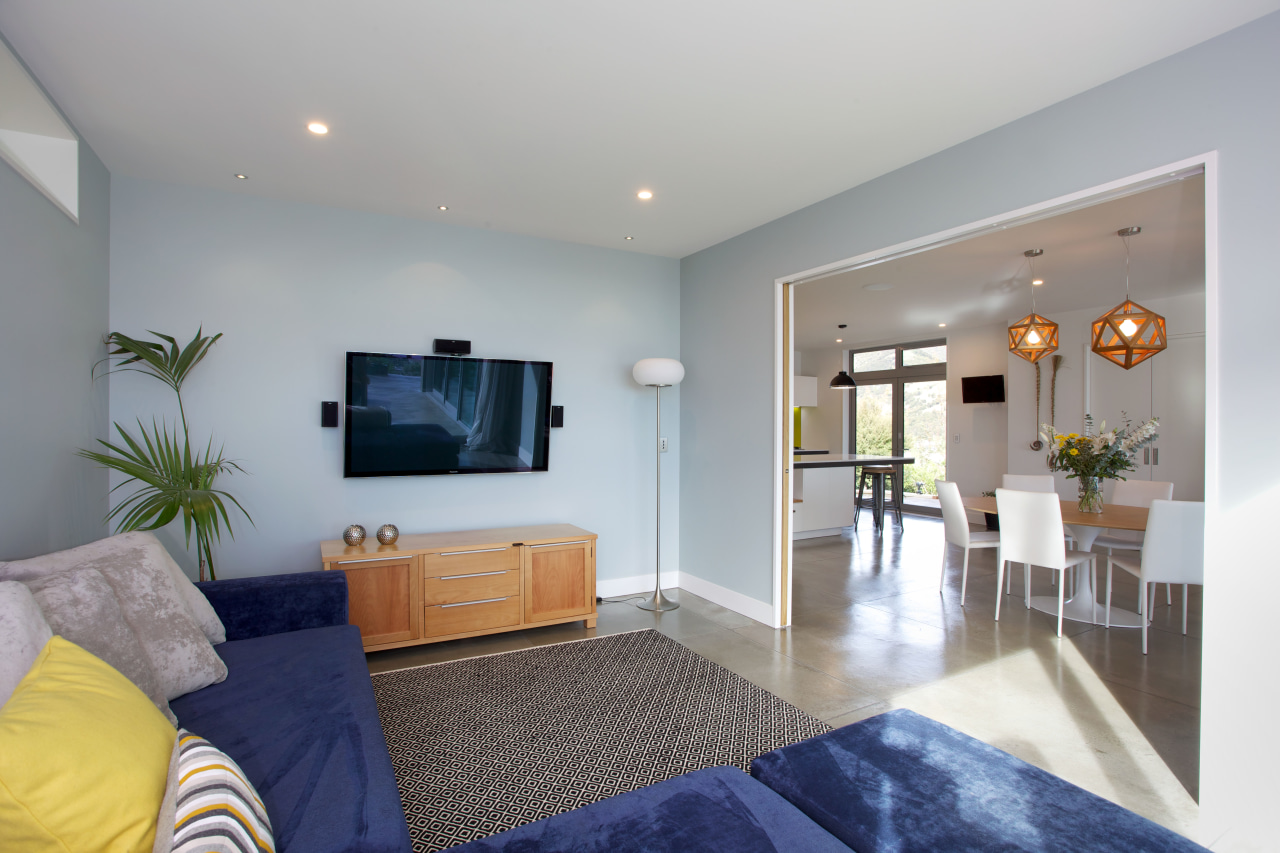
320, 523, 597, 652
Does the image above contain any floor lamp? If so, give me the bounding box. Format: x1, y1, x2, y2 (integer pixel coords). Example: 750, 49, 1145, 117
633, 357, 684, 612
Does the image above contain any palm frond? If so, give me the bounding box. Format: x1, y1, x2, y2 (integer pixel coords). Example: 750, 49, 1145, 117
77, 416, 252, 580
92, 328, 223, 393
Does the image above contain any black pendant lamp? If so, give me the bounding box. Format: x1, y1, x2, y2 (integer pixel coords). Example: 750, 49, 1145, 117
829, 370, 856, 389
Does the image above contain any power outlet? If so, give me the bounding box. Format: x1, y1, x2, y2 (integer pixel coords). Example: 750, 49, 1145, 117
660, 437, 669, 452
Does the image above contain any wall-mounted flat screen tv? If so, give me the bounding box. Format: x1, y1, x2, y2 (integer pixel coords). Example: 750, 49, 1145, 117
344, 352, 552, 477
961, 374, 1006, 404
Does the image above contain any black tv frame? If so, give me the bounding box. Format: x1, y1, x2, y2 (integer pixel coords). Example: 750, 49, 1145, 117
343, 351, 553, 478
961, 374, 1006, 404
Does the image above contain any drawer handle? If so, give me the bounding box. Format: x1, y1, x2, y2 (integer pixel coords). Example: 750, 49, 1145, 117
439, 547, 508, 557
438, 571, 508, 580
333, 556, 399, 565
529, 540, 589, 548
439, 597, 507, 608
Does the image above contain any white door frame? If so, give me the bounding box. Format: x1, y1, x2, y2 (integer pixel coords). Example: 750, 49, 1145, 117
772, 152, 1219, 630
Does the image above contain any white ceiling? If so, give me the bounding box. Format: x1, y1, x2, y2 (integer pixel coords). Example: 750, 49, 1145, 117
0, 2, 1273, 258
794, 174, 1205, 352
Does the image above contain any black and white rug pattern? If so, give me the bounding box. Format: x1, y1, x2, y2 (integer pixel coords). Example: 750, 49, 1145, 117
371, 629, 830, 852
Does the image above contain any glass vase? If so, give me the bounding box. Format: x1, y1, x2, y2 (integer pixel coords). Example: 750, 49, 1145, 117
1077, 476, 1104, 513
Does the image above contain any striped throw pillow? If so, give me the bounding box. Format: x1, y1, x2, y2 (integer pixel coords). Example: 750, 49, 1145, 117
172, 729, 274, 853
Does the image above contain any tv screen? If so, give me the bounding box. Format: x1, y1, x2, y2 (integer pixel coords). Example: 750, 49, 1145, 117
344, 352, 552, 477
961, 374, 1005, 404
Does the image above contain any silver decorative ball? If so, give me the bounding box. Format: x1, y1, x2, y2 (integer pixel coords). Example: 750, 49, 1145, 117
342, 524, 366, 546
376, 524, 400, 545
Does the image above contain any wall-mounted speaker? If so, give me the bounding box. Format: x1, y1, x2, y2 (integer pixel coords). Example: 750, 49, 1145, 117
433, 339, 471, 355
321, 401, 339, 428
551, 406, 564, 428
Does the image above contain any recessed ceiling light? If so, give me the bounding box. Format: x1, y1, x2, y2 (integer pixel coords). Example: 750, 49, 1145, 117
938, 323, 947, 328
863, 283, 894, 292
836, 338, 843, 343
637, 190, 653, 200
625, 236, 634, 240
1032, 279, 1044, 285
438, 205, 448, 211
233, 173, 248, 180
307, 122, 329, 135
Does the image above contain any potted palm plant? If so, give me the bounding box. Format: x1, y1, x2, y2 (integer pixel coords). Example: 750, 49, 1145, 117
78, 329, 252, 580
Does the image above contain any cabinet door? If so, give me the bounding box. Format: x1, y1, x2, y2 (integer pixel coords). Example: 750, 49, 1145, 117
331, 556, 420, 646
524, 540, 595, 623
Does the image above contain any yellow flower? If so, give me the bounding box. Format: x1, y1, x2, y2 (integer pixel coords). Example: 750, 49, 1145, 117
1069, 448, 1079, 456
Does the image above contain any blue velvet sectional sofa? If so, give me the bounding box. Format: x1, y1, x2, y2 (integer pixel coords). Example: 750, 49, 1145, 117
183, 570, 1205, 853
450, 705, 1209, 853
177, 571, 412, 853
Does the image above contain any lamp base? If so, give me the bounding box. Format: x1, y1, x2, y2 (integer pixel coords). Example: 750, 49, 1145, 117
637, 588, 680, 612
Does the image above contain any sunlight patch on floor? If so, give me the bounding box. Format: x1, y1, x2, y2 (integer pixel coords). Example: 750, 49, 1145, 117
887, 640, 1201, 843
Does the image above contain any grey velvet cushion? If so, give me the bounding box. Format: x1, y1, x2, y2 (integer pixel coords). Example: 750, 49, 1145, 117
0, 581, 52, 706
0, 532, 227, 700
147, 532, 226, 645
26, 568, 178, 724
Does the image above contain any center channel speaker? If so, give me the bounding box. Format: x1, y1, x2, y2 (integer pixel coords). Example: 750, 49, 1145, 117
433, 339, 471, 356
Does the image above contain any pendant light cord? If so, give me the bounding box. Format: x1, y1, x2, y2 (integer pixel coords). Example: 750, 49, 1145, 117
1122, 232, 1132, 299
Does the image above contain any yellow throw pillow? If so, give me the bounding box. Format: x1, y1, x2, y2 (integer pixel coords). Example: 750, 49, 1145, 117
0, 635, 176, 853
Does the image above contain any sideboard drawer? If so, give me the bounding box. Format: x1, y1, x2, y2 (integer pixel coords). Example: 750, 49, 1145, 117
423, 546, 519, 577
423, 569, 520, 606
424, 596, 521, 638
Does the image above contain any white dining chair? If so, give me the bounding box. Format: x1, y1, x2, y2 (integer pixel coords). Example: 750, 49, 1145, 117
936, 480, 1001, 605
1105, 499, 1204, 653
1000, 474, 1059, 594
994, 489, 1096, 637
1094, 480, 1174, 613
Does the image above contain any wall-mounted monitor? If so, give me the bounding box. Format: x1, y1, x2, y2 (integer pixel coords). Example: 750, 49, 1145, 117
344, 352, 552, 477
961, 374, 1005, 404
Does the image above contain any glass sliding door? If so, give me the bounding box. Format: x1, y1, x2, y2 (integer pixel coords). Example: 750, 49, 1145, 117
848, 340, 948, 516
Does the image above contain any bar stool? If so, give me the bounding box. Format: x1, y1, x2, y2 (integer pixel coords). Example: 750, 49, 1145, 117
854, 465, 903, 530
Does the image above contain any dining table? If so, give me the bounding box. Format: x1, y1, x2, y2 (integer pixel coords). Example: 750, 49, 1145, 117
794, 453, 915, 531
961, 495, 1148, 628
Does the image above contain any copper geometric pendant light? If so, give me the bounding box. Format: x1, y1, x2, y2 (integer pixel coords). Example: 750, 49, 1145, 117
1008, 249, 1059, 364
1091, 227, 1167, 370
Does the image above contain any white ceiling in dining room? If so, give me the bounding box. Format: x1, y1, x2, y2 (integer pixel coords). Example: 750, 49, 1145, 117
0, 2, 1274, 258
793, 174, 1206, 353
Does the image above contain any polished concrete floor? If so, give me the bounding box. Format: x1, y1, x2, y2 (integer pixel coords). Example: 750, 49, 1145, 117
367, 514, 1202, 839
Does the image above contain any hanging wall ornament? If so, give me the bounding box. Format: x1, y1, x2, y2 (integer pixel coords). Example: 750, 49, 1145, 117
1008, 249, 1059, 364
1092, 227, 1167, 369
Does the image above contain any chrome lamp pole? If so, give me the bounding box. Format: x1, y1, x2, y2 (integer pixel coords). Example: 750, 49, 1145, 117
632, 357, 684, 612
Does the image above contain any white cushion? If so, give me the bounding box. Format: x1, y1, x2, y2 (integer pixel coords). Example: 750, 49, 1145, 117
0, 581, 52, 706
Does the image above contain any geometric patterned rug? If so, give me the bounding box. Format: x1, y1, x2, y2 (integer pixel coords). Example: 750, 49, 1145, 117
370, 629, 830, 852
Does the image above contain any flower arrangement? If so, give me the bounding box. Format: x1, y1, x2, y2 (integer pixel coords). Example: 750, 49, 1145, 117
1039, 415, 1159, 511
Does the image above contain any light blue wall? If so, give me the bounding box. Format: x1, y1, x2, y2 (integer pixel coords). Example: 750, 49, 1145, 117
109, 178, 680, 583
680, 13, 1279, 848
0, 32, 109, 560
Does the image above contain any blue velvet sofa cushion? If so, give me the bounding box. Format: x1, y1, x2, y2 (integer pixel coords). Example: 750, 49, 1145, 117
751, 709, 1208, 853
196, 570, 348, 641
444, 765, 854, 853
170, 624, 411, 853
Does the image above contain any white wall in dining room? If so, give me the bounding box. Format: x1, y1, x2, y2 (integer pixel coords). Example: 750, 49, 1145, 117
1005, 291, 1205, 500
942, 324, 1009, 498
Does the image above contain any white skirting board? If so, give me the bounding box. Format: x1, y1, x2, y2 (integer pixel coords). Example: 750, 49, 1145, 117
792, 526, 848, 540
595, 572, 680, 599
595, 571, 773, 627
676, 573, 774, 626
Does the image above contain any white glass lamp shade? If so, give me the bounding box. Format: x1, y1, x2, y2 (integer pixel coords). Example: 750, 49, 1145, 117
633, 358, 685, 387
